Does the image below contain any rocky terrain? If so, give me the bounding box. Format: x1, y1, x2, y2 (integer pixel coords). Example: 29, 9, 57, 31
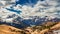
24, 21, 59, 34
0, 21, 60, 34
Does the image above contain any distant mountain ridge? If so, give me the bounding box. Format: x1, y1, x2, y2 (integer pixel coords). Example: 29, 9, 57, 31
0, 15, 60, 29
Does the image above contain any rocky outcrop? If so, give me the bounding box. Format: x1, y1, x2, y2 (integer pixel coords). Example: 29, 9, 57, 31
24, 21, 60, 34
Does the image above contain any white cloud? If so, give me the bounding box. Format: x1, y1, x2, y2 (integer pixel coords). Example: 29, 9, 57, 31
0, 0, 16, 7
12, 0, 60, 19
0, 8, 18, 23
0, 0, 60, 23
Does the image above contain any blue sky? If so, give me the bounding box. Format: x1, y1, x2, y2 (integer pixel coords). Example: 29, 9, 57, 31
16, 0, 45, 5
12, 0, 60, 19
0, 0, 60, 20
6, 0, 39, 14
8, 0, 45, 14
16, 0, 38, 5
0, 0, 60, 25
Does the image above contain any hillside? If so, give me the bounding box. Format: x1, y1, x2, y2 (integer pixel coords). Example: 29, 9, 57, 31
24, 21, 60, 34
0, 24, 26, 34
0, 22, 60, 34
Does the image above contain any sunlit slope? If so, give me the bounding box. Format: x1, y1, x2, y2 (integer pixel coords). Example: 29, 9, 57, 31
38, 22, 60, 34
24, 21, 60, 34
0, 24, 25, 34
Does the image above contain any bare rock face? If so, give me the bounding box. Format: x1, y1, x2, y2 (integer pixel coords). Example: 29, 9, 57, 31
0, 24, 25, 34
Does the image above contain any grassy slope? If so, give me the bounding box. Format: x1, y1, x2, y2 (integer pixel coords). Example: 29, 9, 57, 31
0, 22, 60, 34
0, 24, 26, 34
